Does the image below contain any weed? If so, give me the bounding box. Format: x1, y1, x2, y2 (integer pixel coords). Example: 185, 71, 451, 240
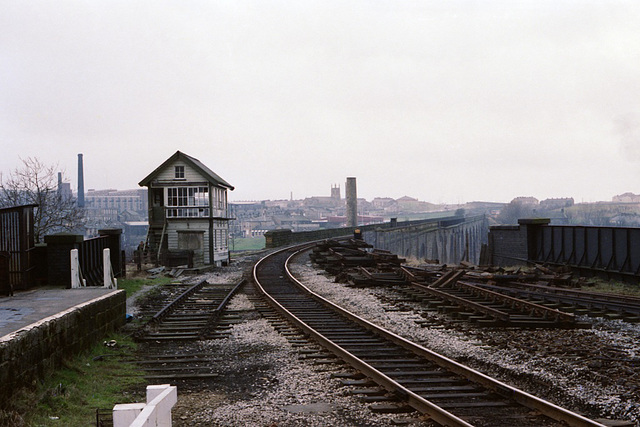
20, 333, 145, 427
119, 276, 172, 299
582, 278, 640, 297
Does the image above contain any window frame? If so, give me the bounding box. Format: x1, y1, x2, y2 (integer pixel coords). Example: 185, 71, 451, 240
166, 186, 210, 218
174, 165, 185, 179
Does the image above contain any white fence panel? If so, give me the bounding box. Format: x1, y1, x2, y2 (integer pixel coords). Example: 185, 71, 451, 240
113, 384, 177, 427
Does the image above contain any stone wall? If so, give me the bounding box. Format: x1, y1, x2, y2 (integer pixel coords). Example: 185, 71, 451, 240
0, 290, 126, 408
265, 226, 360, 248
487, 219, 551, 267
488, 225, 528, 266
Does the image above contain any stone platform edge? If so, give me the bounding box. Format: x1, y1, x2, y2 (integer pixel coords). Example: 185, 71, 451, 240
0, 289, 126, 408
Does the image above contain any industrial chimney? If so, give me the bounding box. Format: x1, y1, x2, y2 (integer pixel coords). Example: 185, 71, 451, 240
346, 177, 357, 227
77, 153, 85, 208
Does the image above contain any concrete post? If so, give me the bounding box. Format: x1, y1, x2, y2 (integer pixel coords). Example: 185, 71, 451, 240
346, 177, 357, 227
103, 248, 117, 289
113, 384, 177, 427
70, 249, 86, 288
113, 403, 145, 426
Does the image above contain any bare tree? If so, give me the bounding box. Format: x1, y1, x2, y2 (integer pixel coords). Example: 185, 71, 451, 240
0, 157, 84, 242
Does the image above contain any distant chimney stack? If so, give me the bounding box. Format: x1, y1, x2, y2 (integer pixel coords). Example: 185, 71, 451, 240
346, 177, 357, 227
77, 153, 85, 208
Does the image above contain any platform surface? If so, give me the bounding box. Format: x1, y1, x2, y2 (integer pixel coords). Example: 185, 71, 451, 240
0, 287, 117, 339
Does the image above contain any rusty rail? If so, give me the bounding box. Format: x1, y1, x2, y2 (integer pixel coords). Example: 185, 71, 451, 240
456, 281, 575, 323
411, 281, 512, 322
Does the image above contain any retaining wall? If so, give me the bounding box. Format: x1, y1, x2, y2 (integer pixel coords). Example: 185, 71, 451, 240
0, 290, 126, 408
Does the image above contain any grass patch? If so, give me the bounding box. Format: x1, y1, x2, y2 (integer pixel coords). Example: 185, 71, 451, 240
582, 278, 640, 297
230, 236, 265, 252
118, 276, 173, 299
16, 333, 145, 427
0, 275, 175, 427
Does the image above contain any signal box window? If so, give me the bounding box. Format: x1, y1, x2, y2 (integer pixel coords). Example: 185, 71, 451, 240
175, 166, 185, 179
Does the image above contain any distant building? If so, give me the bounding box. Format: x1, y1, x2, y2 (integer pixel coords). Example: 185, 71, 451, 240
371, 197, 396, 209
324, 215, 384, 227
331, 184, 341, 200
57, 173, 73, 200
81, 188, 149, 251
84, 189, 148, 221
229, 201, 280, 238
303, 184, 346, 209
540, 197, 574, 210
273, 214, 318, 231
511, 196, 539, 205
139, 151, 234, 266
612, 192, 640, 203
396, 196, 437, 212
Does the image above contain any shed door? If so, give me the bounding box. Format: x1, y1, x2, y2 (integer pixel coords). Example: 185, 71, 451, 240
178, 231, 203, 250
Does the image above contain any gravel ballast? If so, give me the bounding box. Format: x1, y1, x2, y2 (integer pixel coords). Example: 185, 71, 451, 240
140, 251, 639, 425
289, 257, 640, 425
171, 308, 428, 426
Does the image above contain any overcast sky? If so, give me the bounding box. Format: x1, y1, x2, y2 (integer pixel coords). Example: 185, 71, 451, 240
1, 1, 639, 204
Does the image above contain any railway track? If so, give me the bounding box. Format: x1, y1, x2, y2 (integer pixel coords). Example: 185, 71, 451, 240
467, 280, 640, 322
312, 240, 640, 325
400, 268, 580, 328
254, 244, 605, 427
313, 241, 582, 328
134, 278, 245, 384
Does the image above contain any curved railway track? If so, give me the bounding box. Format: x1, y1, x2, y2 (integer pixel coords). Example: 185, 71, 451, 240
254, 244, 605, 427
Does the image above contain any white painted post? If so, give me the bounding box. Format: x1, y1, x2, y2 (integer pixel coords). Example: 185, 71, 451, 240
146, 385, 177, 427
70, 249, 86, 288
133, 385, 177, 427
112, 403, 145, 426
113, 384, 177, 427
146, 384, 171, 401
103, 248, 118, 289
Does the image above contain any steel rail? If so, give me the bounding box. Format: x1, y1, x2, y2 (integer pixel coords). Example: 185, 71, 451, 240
150, 280, 207, 324
410, 281, 512, 322
200, 279, 246, 338
254, 244, 473, 427
506, 281, 640, 306
477, 281, 640, 316
254, 243, 605, 427
455, 281, 575, 323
